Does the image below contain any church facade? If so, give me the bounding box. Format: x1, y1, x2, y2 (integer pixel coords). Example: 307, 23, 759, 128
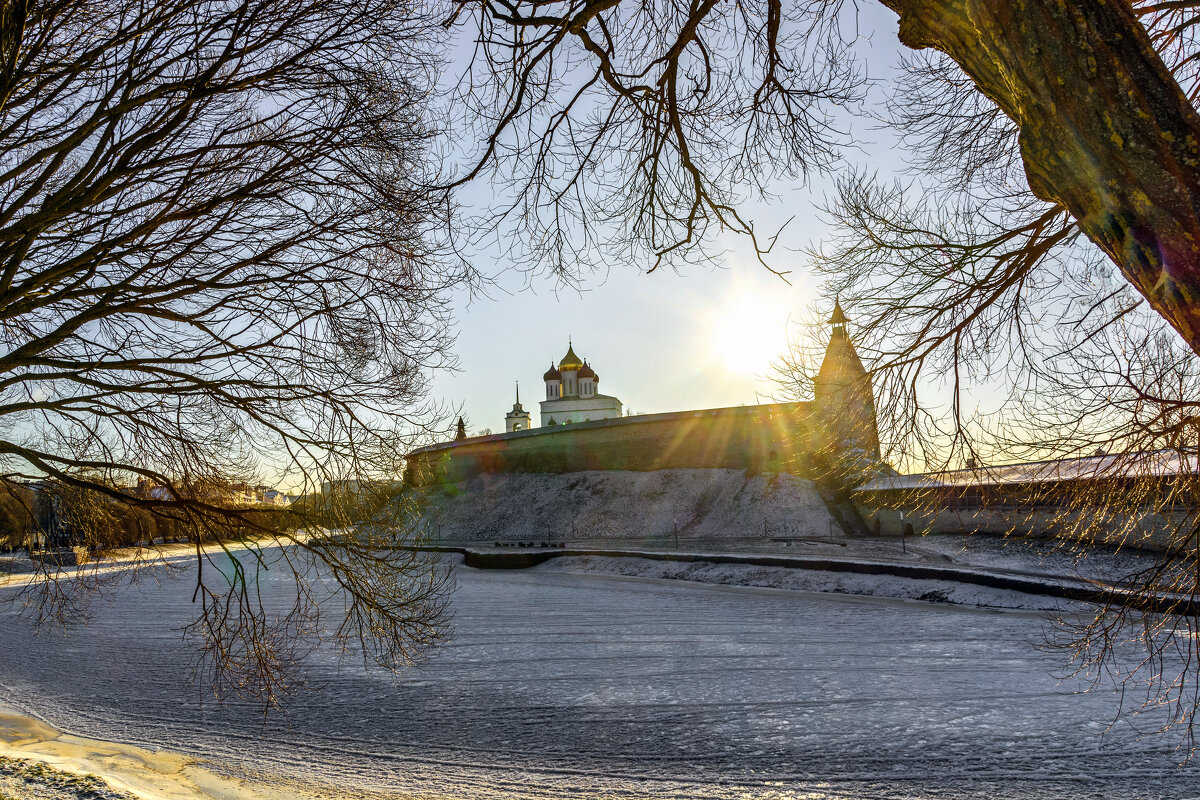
406, 305, 879, 486
540, 342, 623, 426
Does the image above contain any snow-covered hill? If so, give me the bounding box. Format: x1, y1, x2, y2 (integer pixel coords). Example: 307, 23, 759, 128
409, 468, 838, 542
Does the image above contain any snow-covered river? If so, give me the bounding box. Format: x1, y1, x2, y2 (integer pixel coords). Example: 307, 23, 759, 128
1, 561, 1196, 799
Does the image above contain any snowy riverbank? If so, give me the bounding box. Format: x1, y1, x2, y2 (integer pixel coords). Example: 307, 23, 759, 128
444, 527, 1165, 612
531, 553, 1087, 611
411, 468, 837, 541
0, 753, 135, 800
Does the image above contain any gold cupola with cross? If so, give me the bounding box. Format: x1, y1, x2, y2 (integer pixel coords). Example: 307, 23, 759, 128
538, 340, 623, 426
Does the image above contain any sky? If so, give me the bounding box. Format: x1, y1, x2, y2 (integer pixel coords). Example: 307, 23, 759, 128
432, 225, 826, 435
429, 6, 910, 436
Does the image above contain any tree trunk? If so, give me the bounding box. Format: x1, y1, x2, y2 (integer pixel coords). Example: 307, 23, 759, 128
880, 0, 1200, 354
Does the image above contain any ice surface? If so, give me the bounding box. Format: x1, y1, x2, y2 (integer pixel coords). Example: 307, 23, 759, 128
1, 559, 1197, 799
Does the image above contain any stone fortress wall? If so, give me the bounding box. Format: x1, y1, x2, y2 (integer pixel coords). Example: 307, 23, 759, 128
408, 306, 881, 489
406, 309, 1192, 552
405, 402, 827, 487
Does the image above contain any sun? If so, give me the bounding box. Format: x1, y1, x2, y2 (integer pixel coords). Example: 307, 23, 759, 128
708, 296, 788, 376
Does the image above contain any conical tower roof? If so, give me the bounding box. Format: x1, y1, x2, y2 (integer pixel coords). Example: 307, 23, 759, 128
817, 301, 866, 386
828, 300, 848, 326
817, 334, 868, 385
559, 341, 584, 371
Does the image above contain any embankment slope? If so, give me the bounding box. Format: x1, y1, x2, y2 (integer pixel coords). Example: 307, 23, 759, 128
411, 468, 837, 542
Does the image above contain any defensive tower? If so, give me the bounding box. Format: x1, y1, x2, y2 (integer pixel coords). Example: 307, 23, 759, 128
813, 300, 880, 458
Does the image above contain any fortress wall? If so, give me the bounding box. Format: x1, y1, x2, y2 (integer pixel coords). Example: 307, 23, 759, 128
855, 498, 1192, 552
406, 402, 824, 486
409, 468, 836, 542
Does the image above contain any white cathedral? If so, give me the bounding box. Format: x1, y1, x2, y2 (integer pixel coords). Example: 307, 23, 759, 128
504, 341, 624, 431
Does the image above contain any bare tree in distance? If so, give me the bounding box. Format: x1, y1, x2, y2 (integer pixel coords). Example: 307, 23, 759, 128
0, 0, 464, 707
446, 0, 1200, 744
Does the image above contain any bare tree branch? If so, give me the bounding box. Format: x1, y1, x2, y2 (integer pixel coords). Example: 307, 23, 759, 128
444, 0, 866, 275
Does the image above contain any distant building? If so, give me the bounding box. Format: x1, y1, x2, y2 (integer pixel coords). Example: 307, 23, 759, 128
262, 489, 294, 506
852, 449, 1196, 548
540, 341, 623, 426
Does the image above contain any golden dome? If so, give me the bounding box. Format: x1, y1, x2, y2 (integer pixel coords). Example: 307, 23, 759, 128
558, 342, 584, 371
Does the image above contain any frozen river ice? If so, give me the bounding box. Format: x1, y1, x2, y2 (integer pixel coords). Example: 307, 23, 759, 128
1, 559, 1197, 799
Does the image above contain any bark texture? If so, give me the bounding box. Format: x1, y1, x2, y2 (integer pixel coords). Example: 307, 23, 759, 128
881, 0, 1200, 354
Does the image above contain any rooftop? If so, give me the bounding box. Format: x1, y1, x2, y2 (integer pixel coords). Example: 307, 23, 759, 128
854, 450, 1200, 493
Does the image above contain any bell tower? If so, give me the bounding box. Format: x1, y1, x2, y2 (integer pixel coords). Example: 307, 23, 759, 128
505, 382, 533, 432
